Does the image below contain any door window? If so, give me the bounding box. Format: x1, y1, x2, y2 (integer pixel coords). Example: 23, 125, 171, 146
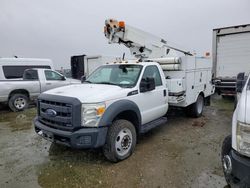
23, 70, 38, 80
142, 65, 162, 86
45, 70, 64, 81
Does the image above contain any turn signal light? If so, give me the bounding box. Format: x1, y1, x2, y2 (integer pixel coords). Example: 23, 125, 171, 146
96, 106, 105, 116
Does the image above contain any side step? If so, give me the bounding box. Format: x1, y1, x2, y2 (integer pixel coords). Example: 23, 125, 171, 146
139, 117, 167, 134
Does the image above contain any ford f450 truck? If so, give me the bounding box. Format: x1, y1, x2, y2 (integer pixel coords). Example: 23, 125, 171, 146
221, 72, 250, 187
34, 19, 214, 162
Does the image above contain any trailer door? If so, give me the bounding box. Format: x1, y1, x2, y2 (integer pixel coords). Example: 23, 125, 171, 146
216, 32, 250, 78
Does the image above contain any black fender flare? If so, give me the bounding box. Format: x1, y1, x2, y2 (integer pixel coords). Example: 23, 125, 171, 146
99, 99, 141, 127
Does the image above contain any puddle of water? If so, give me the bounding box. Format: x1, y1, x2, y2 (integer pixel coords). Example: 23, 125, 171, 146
37, 144, 110, 188
0, 108, 37, 132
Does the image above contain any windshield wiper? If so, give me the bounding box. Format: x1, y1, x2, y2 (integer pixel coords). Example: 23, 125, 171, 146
96, 82, 119, 86
84, 80, 92, 83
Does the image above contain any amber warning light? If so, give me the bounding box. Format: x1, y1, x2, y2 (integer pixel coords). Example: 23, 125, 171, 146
205, 52, 210, 57
119, 21, 125, 28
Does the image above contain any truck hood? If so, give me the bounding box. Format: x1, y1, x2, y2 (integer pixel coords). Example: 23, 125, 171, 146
44, 83, 130, 103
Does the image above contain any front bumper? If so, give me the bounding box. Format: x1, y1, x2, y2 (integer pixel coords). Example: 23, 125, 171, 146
229, 149, 250, 186
34, 117, 108, 149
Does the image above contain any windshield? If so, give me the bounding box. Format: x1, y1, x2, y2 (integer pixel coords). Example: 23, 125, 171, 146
85, 64, 142, 88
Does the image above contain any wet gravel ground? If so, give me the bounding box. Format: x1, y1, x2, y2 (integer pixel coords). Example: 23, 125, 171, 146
0, 95, 233, 188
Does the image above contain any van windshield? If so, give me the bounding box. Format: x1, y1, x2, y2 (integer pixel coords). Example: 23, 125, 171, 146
85, 64, 142, 88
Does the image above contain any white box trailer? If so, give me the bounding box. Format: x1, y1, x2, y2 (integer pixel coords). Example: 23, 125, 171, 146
71, 54, 119, 79
86, 55, 120, 76
212, 24, 250, 95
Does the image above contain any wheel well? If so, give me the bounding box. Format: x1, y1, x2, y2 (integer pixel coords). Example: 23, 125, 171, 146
8, 89, 29, 99
198, 92, 204, 100
115, 110, 139, 134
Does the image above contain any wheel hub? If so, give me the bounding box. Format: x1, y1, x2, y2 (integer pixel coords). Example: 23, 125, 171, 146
14, 98, 26, 109
115, 128, 132, 156
121, 135, 131, 150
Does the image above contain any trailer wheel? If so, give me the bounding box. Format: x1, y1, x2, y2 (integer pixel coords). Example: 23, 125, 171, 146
103, 119, 136, 162
186, 94, 204, 118
221, 135, 232, 185
8, 94, 29, 112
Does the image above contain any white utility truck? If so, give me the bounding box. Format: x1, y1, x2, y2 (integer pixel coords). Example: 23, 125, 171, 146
212, 24, 250, 96
34, 19, 214, 162
221, 72, 250, 187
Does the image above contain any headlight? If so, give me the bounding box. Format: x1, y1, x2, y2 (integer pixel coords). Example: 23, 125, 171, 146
81, 103, 106, 127
236, 121, 250, 157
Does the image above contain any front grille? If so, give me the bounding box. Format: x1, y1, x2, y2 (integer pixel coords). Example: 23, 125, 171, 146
38, 99, 73, 130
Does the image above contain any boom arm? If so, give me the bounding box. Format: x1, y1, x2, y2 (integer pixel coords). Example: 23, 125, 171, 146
104, 19, 192, 59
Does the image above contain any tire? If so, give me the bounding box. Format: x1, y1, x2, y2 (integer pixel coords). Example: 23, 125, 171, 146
103, 119, 137, 162
8, 94, 29, 112
186, 94, 204, 118
221, 135, 232, 185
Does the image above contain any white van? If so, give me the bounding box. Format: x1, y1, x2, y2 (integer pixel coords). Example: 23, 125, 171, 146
0, 58, 54, 80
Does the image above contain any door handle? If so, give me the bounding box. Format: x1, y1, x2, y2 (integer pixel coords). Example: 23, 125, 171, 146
163, 89, 166, 97
46, 83, 52, 85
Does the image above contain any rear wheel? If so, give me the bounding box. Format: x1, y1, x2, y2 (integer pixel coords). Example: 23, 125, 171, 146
186, 94, 204, 118
8, 94, 29, 112
103, 119, 136, 162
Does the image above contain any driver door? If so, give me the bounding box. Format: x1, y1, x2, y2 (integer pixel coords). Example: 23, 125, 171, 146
136, 65, 168, 124
43, 70, 67, 91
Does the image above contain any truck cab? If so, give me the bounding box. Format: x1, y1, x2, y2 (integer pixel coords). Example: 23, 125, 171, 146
221, 73, 250, 186
34, 61, 168, 162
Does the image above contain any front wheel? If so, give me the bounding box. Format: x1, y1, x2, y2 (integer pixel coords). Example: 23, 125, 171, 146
8, 94, 29, 112
103, 120, 136, 162
221, 135, 232, 185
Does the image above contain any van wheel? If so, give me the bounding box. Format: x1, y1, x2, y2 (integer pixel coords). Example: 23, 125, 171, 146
186, 94, 204, 118
8, 94, 29, 112
103, 120, 136, 162
221, 135, 232, 185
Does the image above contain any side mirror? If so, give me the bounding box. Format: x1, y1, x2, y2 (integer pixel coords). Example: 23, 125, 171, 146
140, 77, 155, 93
61, 76, 66, 81
236, 72, 245, 93
81, 75, 86, 83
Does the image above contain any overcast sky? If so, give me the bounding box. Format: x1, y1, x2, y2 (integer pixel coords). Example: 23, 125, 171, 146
1, 0, 250, 69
